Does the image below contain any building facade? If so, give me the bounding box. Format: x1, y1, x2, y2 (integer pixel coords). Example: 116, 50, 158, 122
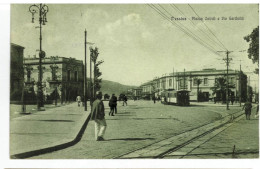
132, 88, 142, 99
24, 56, 84, 103
10, 43, 24, 101
140, 68, 247, 101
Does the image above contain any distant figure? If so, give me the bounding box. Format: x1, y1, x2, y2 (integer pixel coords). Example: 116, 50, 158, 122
90, 91, 107, 141
164, 96, 167, 105
108, 97, 114, 116
81, 95, 85, 106
123, 95, 127, 106
231, 96, 235, 105
76, 95, 81, 107
152, 95, 156, 104
255, 104, 259, 118
242, 100, 252, 120
109, 94, 117, 116
111, 94, 117, 114
133, 96, 137, 101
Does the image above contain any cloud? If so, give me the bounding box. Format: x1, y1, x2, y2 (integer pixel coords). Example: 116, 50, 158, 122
98, 13, 153, 47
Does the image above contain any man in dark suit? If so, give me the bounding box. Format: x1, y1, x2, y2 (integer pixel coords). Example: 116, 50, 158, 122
90, 91, 107, 141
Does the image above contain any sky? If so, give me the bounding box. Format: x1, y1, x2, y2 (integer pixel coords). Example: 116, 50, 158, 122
10, 4, 259, 88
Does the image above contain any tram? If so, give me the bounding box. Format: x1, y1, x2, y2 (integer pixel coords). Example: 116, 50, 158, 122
161, 89, 190, 106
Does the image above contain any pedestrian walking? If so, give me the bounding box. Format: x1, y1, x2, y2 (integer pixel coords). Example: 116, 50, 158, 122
76, 95, 81, 107
231, 96, 235, 105
123, 95, 127, 106
111, 94, 117, 114
90, 91, 107, 141
109, 97, 115, 116
242, 99, 252, 120
152, 95, 156, 104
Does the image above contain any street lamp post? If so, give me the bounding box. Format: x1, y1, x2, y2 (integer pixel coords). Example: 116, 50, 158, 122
29, 4, 49, 110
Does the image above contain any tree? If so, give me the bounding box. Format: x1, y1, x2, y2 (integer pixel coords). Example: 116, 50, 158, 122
211, 77, 233, 103
193, 77, 202, 102
244, 26, 259, 74
151, 80, 159, 95
90, 47, 104, 98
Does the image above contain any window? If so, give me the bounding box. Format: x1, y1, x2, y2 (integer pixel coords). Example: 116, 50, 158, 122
204, 78, 208, 85
27, 70, 31, 82
67, 70, 71, 81
50, 65, 58, 81
169, 79, 172, 87
74, 71, 78, 81
230, 77, 235, 85
193, 79, 197, 86
162, 80, 166, 89
180, 79, 184, 87
26, 66, 33, 82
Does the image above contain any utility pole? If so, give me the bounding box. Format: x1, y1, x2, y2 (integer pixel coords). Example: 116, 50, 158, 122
184, 69, 186, 90
172, 67, 174, 90
239, 60, 242, 107
175, 70, 177, 90
218, 50, 233, 110
189, 72, 192, 90
90, 48, 93, 107
177, 73, 179, 90
84, 29, 87, 111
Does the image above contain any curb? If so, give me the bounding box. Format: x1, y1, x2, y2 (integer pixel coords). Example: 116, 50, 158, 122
10, 113, 91, 159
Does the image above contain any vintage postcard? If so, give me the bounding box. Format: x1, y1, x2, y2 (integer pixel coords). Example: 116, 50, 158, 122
10, 3, 259, 159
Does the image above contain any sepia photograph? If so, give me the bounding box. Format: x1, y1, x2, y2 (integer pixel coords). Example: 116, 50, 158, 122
10, 3, 259, 159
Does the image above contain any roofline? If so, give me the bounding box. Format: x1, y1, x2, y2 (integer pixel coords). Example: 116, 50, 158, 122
11, 43, 25, 49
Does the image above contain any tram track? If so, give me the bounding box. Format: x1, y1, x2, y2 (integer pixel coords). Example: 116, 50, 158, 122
115, 108, 245, 159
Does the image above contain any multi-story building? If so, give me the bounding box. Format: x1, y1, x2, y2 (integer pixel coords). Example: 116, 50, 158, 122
140, 68, 248, 101
132, 87, 142, 99
10, 43, 25, 101
24, 56, 84, 103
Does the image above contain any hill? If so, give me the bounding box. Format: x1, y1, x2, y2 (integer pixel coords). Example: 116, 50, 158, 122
100, 80, 137, 96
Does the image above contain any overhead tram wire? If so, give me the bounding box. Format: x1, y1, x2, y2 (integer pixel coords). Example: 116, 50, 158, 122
148, 4, 221, 57
157, 4, 220, 54
147, 4, 222, 57
170, 4, 226, 51
188, 4, 228, 51
148, 4, 220, 56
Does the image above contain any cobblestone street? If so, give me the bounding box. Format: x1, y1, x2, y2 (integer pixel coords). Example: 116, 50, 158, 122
25, 100, 253, 159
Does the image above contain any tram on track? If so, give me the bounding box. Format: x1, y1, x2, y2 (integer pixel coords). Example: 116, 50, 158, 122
161, 89, 190, 106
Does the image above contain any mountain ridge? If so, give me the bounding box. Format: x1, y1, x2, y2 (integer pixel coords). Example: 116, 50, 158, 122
100, 79, 138, 96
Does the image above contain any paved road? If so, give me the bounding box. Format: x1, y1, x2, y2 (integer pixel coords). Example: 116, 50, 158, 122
29, 100, 243, 159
